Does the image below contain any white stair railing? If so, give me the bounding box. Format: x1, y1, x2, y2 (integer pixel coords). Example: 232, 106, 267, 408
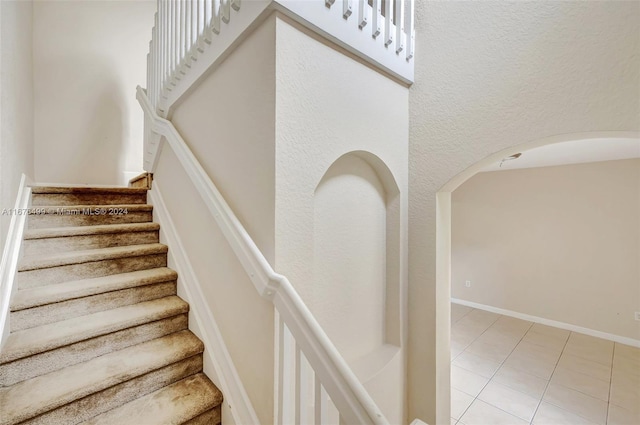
137, 86, 389, 424
144, 0, 415, 171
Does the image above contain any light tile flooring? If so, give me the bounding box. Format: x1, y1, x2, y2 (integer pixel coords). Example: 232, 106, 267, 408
451, 304, 640, 425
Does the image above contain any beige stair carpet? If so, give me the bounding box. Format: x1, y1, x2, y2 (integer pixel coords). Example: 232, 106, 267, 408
0, 186, 222, 425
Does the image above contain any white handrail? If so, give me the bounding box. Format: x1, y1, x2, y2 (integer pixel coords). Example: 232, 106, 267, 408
137, 86, 389, 424
0, 175, 31, 348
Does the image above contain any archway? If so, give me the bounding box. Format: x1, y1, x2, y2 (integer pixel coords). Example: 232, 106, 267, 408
436, 131, 640, 422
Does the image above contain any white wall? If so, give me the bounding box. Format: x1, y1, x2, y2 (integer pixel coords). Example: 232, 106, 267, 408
33, 0, 155, 186
170, 17, 276, 264
161, 18, 277, 425
313, 154, 387, 362
409, 1, 640, 423
452, 159, 640, 341
0, 0, 34, 249
275, 16, 409, 425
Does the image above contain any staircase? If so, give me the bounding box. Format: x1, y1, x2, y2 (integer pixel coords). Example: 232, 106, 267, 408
0, 186, 223, 425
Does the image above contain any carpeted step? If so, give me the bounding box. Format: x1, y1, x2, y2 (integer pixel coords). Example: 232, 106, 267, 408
23, 223, 160, 256
30, 186, 147, 206
17, 244, 168, 289
27, 205, 153, 229
0, 331, 203, 425
11, 268, 177, 311
0, 314, 188, 387
79, 374, 222, 425
11, 278, 177, 331
0, 296, 188, 365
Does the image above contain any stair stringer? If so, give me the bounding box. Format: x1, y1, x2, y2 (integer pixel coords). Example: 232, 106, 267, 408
148, 182, 260, 425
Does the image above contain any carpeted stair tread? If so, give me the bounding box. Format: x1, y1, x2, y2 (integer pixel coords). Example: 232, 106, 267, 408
24, 222, 160, 240
18, 243, 168, 271
0, 296, 188, 364
0, 331, 203, 425
11, 268, 177, 311
79, 373, 222, 425
27, 204, 153, 214
30, 186, 148, 195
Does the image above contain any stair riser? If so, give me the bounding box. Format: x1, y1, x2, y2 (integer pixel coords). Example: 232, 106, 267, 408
184, 407, 222, 425
18, 355, 203, 425
28, 210, 152, 229
31, 193, 147, 206
11, 282, 177, 331
17, 254, 167, 289
23, 230, 160, 256
0, 314, 188, 386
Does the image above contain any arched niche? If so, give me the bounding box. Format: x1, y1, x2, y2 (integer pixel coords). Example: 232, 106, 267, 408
312, 150, 402, 367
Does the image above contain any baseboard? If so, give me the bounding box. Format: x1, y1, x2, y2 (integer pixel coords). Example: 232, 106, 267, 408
451, 298, 640, 348
148, 183, 260, 425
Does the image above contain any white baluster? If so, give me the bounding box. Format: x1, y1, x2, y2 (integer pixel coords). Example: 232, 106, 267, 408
314, 379, 322, 424
175, 0, 183, 78
384, 0, 394, 47
372, 0, 381, 38
203, 0, 213, 43
197, 0, 206, 52
221, 0, 230, 24
357, 0, 367, 29
190, 0, 198, 59
406, 0, 414, 60
169, 0, 175, 79
231, 0, 240, 12
395, 0, 404, 53
343, 0, 352, 19
184, 0, 192, 67
211, 0, 221, 35
294, 346, 302, 425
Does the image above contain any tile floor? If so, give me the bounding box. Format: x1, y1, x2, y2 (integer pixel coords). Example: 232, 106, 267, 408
450, 303, 640, 425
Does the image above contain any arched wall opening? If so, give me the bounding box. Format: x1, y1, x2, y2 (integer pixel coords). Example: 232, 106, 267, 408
313, 150, 402, 364
435, 131, 640, 420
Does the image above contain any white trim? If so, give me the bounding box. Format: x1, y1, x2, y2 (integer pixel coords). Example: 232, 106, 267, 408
0, 175, 31, 347
137, 86, 389, 424
451, 298, 640, 348
148, 183, 260, 425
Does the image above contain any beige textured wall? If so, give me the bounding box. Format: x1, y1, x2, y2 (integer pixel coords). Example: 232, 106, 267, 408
274, 17, 409, 424
452, 159, 640, 341
409, 2, 640, 423
170, 17, 276, 264
160, 18, 277, 425
33, 0, 155, 185
0, 0, 34, 249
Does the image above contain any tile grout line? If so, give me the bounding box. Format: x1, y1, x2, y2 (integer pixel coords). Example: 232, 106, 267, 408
528, 329, 570, 424
454, 310, 537, 424
605, 343, 616, 425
